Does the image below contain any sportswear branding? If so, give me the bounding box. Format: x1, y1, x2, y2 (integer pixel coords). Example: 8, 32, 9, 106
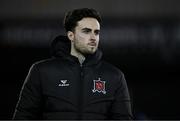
58, 80, 69, 87
92, 78, 106, 94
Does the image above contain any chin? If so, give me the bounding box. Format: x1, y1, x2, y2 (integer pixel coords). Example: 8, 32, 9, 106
83, 50, 95, 55
88, 50, 96, 54
82, 48, 97, 55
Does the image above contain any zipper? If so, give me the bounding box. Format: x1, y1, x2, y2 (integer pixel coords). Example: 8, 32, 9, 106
78, 63, 84, 119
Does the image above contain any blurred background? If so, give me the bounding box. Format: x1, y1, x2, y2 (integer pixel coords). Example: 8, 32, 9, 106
0, 0, 180, 119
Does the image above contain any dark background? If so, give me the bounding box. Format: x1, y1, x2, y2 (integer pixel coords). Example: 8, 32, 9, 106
0, 0, 180, 119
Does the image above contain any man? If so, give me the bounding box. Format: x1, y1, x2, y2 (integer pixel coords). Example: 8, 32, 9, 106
13, 8, 133, 120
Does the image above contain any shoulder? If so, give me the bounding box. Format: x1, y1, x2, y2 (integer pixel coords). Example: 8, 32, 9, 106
100, 60, 125, 78
30, 57, 61, 71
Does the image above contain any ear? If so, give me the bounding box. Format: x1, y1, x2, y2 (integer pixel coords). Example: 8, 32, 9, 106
67, 31, 74, 42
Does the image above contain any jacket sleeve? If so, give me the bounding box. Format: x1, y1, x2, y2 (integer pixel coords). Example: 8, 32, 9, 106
13, 64, 43, 119
110, 71, 133, 120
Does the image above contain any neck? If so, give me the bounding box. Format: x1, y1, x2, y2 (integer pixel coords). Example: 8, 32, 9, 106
71, 46, 85, 65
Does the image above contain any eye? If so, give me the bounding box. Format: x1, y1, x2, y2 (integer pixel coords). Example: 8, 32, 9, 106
94, 30, 100, 35
82, 28, 91, 34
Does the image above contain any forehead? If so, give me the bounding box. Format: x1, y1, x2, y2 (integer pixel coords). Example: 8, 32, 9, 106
76, 17, 100, 30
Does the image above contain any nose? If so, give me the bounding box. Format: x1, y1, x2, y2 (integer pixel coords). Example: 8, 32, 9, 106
90, 33, 96, 41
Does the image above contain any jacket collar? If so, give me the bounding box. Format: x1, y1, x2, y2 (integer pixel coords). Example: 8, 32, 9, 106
51, 35, 102, 66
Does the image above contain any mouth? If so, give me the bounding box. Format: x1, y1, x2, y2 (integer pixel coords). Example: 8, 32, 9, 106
88, 43, 96, 46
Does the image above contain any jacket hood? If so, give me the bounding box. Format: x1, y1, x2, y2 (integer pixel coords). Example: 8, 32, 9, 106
51, 35, 71, 57
51, 35, 102, 65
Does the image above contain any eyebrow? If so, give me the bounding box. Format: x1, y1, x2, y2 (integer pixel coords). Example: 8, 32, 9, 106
82, 27, 100, 32
82, 28, 91, 31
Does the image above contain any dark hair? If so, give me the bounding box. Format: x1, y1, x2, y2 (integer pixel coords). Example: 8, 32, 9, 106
63, 8, 102, 32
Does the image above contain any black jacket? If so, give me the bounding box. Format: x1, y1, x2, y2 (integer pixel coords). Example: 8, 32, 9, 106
13, 36, 133, 120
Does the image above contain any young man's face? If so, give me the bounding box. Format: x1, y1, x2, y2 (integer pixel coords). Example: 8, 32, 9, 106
69, 17, 100, 55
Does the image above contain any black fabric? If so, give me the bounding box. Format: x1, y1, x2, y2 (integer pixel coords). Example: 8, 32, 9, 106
51, 35, 71, 58
13, 35, 133, 120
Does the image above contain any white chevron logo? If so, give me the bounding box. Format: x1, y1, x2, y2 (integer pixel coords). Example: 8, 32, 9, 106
58, 80, 69, 87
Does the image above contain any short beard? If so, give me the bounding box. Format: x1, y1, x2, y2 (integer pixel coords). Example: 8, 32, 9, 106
75, 45, 96, 56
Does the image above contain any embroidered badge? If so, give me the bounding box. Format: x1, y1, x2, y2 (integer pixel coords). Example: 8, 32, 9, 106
92, 78, 106, 94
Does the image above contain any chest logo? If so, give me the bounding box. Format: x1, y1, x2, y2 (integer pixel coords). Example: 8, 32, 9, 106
92, 78, 106, 94
58, 80, 69, 87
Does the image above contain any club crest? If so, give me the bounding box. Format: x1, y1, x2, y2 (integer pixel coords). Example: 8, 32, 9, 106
92, 78, 106, 94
